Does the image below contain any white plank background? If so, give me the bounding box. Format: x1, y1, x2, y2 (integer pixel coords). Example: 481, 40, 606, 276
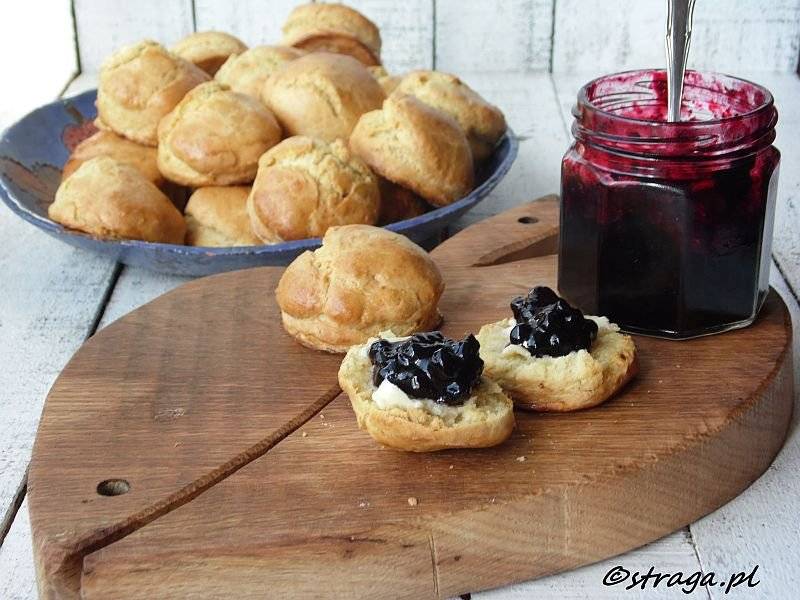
1, 1, 800, 598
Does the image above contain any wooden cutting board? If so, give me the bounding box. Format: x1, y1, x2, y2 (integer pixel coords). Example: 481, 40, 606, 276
28, 196, 794, 599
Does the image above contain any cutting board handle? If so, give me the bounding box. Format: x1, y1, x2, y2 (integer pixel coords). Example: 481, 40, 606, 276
432, 195, 559, 267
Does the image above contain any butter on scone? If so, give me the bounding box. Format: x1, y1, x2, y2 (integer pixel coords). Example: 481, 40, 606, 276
97, 40, 210, 146
49, 157, 186, 244
262, 52, 385, 142
276, 225, 444, 353
184, 186, 262, 247
157, 81, 282, 187
247, 136, 380, 242
392, 70, 507, 162
282, 2, 381, 66
339, 332, 515, 452
215, 45, 304, 101
476, 286, 637, 412
349, 94, 474, 207
171, 31, 247, 76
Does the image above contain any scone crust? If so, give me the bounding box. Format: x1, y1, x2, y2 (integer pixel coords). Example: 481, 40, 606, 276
349, 95, 474, 206
282, 3, 381, 63
184, 186, 262, 247
376, 177, 428, 225
246, 136, 380, 242
49, 157, 186, 244
157, 81, 282, 186
276, 225, 444, 353
171, 31, 247, 75
393, 70, 507, 162
215, 45, 304, 100
62, 130, 162, 186
367, 65, 400, 95
338, 340, 515, 452
97, 40, 210, 146
262, 52, 385, 142
476, 317, 638, 412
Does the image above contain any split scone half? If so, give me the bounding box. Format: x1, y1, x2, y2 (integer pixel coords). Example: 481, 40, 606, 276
477, 315, 637, 412
338, 333, 515, 452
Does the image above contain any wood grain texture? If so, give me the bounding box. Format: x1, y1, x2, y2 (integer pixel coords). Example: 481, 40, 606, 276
73, 0, 194, 72
552, 0, 800, 75
27, 199, 794, 598
435, 0, 553, 72
192, 0, 301, 50
0, 500, 37, 600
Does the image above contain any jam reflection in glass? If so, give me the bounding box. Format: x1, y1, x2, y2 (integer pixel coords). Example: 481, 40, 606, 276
559, 69, 780, 339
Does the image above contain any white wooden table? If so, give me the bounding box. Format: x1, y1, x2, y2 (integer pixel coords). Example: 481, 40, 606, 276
1, 1, 799, 598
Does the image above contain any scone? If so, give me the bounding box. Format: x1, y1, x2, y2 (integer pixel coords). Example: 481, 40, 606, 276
282, 3, 381, 66
377, 177, 429, 225
276, 225, 444, 353
96, 40, 210, 146
171, 31, 247, 75
48, 157, 185, 244
368, 65, 399, 95
339, 332, 515, 452
157, 81, 282, 187
476, 287, 638, 412
215, 45, 304, 100
247, 136, 379, 242
392, 71, 507, 162
262, 52, 385, 142
184, 186, 262, 247
349, 95, 474, 206
62, 130, 162, 186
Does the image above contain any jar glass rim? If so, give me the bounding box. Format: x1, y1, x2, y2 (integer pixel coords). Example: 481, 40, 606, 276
575, 69, 775, 127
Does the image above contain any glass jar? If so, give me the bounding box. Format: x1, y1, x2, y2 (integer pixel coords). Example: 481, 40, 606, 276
559, 69, 780, 339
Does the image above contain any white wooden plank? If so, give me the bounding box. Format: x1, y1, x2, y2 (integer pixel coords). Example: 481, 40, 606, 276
436, 0, 553, 73
0, 500, 36, 600
474, 530, 703, 599
688, 263, 800, 600
452, 72, 567, 232
552, 0, 800, 75
74, 0, 194, 72
193, 0, 301, 48
0, 0, 77, 130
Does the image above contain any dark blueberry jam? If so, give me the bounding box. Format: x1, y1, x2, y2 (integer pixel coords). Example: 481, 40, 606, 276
559, 70, 779, 339
509, 287, 598, 357
368, 332, 483, 406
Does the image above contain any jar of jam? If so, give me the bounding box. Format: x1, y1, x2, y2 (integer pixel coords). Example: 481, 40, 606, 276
559, 69, 780, 339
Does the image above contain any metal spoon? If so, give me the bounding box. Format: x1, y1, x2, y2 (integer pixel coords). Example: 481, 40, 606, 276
665, 0, 697, 122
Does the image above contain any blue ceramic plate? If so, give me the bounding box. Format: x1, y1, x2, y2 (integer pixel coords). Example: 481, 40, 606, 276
0, 90, 518, 276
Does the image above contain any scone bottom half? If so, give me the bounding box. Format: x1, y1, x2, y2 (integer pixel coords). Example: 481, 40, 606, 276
338, 331, 515, 452
476, 286, 638, 412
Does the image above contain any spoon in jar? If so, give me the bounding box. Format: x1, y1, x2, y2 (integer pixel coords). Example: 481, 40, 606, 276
665, 0, 697, 121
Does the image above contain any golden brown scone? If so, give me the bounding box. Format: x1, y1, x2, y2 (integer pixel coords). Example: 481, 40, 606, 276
184, 186, 262, 247
62, 130, 162, 186
171, 31, 247, 76
247, 136, 380, 242
262, 52, 385, 142
339, 335, 515, 452
48, 157, 185, 244
476, 317, 638, 412
215, 45, 304, 100
157, 81, 282, 187
392, 71, 507, 162
367, 65, 400, 95
282, 3, 381, 65
350, 94, 474, 206
276, 226, 444, 353
377, 177, 429, 225
96, 40, 210, 146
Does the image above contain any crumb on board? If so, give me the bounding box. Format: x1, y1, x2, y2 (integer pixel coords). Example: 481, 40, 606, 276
358, 500, 369, 508
516, 456, 526, 462
407, 497, 418, 507
301, 431, 308, 437
449, 464, 454, 470
319, 414, 325, 419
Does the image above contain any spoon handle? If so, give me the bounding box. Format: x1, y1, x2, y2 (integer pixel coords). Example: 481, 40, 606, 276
665, 0, 697, 122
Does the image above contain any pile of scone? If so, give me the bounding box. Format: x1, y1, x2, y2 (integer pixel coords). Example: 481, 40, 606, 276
277, 224, 638, 453
48, 2, 507, 247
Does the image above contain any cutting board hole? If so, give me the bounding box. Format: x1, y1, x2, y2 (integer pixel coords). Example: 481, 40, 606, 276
517, 216, 539, 224
97, 479, 130, 496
